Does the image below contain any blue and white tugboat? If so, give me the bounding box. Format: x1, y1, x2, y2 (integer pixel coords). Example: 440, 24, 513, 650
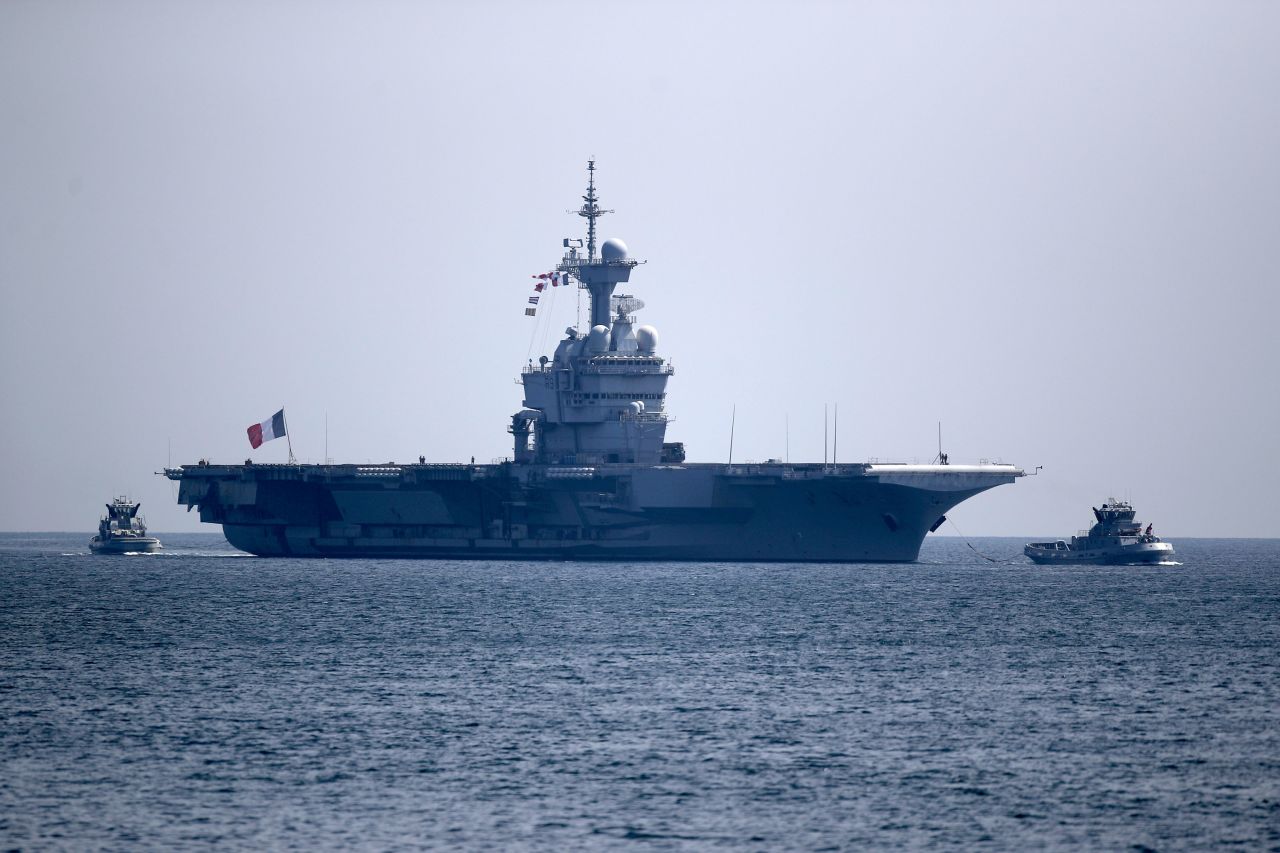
1025, 499, 1173, 565
90, 498, 162, 554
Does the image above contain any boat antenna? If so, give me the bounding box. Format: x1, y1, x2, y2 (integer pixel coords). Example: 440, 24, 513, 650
785, 414, 790, 464
823, 404, 828, 467
729, 404, 736, 466
934, 420, 948, 465
833, 403, 838, 467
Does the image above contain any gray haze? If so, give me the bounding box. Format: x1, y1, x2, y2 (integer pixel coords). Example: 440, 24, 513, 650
2, 1, 1277, 537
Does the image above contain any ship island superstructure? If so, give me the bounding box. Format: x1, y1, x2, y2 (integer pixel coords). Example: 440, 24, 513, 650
166, 162, 1022, 561
512, 162, 674, 468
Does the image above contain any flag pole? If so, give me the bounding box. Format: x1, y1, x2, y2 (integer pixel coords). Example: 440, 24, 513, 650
283, 408, 296, 463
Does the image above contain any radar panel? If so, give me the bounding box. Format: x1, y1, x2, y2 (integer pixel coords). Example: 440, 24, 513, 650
612, 295, 644, 316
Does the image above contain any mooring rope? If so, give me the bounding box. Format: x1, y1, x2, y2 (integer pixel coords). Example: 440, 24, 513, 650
946, 517, 1017, 565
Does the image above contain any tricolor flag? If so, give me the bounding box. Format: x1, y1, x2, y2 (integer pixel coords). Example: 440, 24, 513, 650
247, 409, 287, 449
525, 307, 537, 317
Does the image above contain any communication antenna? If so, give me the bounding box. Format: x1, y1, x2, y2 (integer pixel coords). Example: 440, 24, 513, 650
833, 404, 838, 467
559, 160, 638, 330
569, 158, 614, 262
729, 404, 736, 465
823, 404, 828, 466
934, 421, 948, 465
785, 414, 790, 464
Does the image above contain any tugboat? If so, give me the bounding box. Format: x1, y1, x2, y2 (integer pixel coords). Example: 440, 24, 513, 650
90, 498, 162, 554
1024, 499, 1173, 565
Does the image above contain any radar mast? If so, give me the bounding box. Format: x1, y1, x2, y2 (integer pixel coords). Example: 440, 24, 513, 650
575, 159, 613, 262
559, 160, 640, 329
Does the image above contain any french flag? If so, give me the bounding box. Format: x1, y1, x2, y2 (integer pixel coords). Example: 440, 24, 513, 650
247, 409, 286, 449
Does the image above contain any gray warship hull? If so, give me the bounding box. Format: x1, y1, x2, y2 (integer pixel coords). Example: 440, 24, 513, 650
169, 461, 1019, 562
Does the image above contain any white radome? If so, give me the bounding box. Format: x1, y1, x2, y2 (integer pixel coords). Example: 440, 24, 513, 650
588, 324, 611, 352
601, 238, 628, 261
635, 325, 659, 354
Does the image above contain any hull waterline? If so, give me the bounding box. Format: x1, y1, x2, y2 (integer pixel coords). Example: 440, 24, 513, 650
173, 461, 1020, 562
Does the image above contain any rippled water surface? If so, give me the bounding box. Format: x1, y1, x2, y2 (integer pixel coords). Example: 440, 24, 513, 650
2, 533, 1278, 850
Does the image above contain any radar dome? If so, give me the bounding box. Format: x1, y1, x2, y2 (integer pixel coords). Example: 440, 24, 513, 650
588, 324, 611, 352
601, 238, 629, 261
635, 325, 659, 354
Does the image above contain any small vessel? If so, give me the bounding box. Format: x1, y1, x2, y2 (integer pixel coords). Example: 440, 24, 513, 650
90, 498, 162, 554
1024, 499, 1173, 565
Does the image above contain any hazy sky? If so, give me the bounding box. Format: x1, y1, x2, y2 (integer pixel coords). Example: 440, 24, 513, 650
2, 1, 1277, 536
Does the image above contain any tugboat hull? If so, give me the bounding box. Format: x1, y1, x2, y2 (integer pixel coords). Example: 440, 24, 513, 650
1024, 541, 1174, 565
90, 536, 162, 554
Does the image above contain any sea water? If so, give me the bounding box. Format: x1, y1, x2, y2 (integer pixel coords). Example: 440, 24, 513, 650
2, 533, 1277, 850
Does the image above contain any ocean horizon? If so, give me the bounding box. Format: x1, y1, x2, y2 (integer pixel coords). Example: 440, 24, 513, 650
3, 533, 1277, 849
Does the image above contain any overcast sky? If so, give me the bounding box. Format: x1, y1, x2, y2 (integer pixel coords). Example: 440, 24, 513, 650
2, 1, 1277, 537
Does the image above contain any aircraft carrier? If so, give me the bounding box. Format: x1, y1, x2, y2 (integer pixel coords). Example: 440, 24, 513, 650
167, 162, 1021, 561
